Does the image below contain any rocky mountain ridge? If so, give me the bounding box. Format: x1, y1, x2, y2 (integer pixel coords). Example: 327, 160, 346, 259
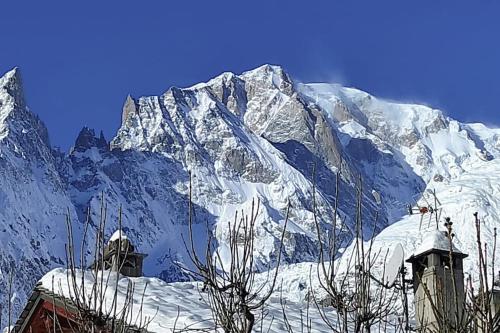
1, 65, 499, 324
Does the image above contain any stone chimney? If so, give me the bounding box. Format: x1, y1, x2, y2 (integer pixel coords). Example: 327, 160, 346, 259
406, 229, 468, 331
93, 229, 147, 277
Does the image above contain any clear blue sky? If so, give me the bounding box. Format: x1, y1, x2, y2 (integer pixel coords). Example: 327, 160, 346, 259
1, 0, 499, 150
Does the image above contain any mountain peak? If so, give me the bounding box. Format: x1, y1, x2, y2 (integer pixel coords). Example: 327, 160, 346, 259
0, 67, 50, 146
0, 67, 25, 108
121, 94, 138, 127
241, 64, 293, 93
249, 63, 284, 73
242, 64, 287, 78
73, 126, 108, 152
1, 66, 20, 81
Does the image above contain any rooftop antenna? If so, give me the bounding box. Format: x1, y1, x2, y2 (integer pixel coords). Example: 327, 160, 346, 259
407, 189, 443, 231
423, 189, 442, 230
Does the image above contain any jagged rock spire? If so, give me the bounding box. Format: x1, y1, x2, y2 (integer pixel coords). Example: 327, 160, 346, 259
122, 94, 138, 126
0, 67, 25, 108
73, 126, 108, 152
0, 67, 53, 148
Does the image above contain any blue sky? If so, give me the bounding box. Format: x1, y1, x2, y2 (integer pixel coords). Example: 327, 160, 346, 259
1, 0, 499, 149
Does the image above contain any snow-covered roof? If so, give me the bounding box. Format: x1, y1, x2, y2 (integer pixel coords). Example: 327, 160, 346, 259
34, 267, 345, 333
108, 229, 129, 244
412, 230, 466, 258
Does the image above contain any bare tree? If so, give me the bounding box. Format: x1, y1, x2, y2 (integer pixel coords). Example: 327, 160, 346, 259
462, 213, 500, 333
311, 166, 403, 333
183, 172, 289, 333
1, 268, 14, 333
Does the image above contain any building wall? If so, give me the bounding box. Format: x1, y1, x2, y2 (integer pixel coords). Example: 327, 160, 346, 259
415, 261, 466, 331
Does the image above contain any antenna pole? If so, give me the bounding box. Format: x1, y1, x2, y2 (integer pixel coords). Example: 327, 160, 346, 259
401, 265, 410, 332
434, 189, 439, 230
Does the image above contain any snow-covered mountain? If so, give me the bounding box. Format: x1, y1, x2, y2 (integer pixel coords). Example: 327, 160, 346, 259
1, 65, 499, 325
0, 68, 80, 320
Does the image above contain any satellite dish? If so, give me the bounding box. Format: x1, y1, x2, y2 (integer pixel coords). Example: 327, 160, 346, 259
383, 243, 404, 287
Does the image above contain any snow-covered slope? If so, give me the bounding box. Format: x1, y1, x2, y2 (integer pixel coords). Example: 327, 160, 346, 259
299, 82, 500, 284
1, 65, 500, 328
368, 155, 500, 283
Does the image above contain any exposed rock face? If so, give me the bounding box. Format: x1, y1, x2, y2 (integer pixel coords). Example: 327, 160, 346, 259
121, 94, 139, 126
73, 127, 108, 152
1, 65, 499, 327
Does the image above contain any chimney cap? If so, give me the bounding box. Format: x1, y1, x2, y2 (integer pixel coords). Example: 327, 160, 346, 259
109, 229, 129, 245
406, 229, 468, 263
